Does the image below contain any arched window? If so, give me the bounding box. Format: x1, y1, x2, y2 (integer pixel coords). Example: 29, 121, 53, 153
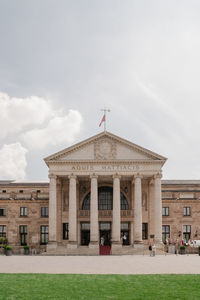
82, 186, 129, 210
82, 192, 90, 210
120, 192, 129, 210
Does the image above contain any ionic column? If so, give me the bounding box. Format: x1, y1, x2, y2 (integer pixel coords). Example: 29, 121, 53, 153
154, 173, 162, 245
134, 175, 143, 245
48, 174, 57, 243
89, 174, 99, 247
112, 175, 121, 244
68, 175, 77, 247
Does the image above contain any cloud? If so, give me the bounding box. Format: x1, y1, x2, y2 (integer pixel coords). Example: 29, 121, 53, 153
0, 92, 53, 139
0, 143, 27, 180
21, 109, 83, 149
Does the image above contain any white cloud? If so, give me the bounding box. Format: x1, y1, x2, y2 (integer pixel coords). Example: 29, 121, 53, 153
21, 109, 83, 149
0, 92, 53, 139
0, 143, 27, 180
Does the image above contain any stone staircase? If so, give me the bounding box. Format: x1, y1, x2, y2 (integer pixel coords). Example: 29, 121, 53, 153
46, 245, 167, 256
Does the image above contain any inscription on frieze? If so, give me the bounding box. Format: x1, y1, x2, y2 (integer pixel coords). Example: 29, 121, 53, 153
71, 164, 140, 172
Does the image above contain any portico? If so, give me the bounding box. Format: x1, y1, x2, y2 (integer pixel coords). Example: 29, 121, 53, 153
45, 131, 166, 255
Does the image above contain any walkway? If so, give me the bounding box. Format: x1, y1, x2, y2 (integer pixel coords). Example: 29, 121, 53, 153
0, 255, 200, 274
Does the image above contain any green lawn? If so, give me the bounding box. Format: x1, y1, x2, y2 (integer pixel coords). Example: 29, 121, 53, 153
0, 274, 199, 300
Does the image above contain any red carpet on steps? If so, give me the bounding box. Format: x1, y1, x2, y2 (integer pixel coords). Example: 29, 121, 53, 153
100, 245, 111, 255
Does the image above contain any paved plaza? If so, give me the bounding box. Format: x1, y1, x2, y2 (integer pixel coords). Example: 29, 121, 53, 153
0, 255, 200, 274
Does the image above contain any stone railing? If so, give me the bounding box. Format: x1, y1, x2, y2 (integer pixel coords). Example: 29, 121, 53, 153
78, 210, 133, 218
78, 210, 90, 217
98, 210, 112, 217
121, 210, 134, 217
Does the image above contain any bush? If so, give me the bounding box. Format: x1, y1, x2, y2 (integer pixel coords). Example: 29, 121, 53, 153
24, 246, 30, 250
4, 245, 12, 250
180, 245, 186, 250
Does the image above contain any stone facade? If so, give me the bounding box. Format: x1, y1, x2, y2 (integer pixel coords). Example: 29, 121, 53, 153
0, 132, 200, 255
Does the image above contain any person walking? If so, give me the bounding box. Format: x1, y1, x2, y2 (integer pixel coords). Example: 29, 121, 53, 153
152, 244, 156, 257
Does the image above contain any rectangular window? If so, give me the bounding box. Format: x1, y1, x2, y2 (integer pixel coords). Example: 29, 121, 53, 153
184, 207, 191, 216
19, 225, 27, 246
40, 226, 48, 245
41, 207, 48, 217
162, 207, 169, 216
100, 222, 111, 230
0, 225, 6, 237
183, 225, 191, 241
2, 190, 6, 193
19, 190, 23, 193
162, 225, 170, 243
0, 208, 6, 216
142, 223, 148, 240
20, 207, 27, 217
63, 223, 69, 240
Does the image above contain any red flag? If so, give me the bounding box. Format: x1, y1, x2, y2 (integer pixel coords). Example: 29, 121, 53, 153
99, 114, 105, 127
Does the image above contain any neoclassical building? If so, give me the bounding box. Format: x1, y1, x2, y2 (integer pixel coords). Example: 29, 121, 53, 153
1, 131, 200, 255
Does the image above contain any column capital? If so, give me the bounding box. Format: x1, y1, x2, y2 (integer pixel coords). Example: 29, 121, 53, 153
154, 173, 162, 179
134, 173, 143, 180
68, 174, 77, 180
49, 173, 57, 180
90, 173, 98, 179
113, 173, 121, 179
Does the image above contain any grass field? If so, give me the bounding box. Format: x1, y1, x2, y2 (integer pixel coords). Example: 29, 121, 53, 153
0, 274, 199, 300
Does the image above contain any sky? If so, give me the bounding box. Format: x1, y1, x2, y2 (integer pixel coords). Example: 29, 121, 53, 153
0, 0, 200, 181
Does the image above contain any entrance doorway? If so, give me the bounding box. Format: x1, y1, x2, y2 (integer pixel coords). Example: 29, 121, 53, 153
81, 223, 90, 246
121, 223, 130, 246
99, 222, 111, 255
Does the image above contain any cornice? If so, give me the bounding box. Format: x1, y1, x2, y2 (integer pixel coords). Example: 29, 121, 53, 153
46, 159, 166, 165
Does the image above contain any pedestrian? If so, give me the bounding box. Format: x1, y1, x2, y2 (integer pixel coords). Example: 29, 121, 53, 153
100, 236, 104, 246
149, 243, 152, 256
152, 244, 156, 256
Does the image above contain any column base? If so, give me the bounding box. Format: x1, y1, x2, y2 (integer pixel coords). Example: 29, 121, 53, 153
154, 241, 164, 250
112, 242, 122, 255
47, 241, 57, 254
134, 241, 144, 249
67, 241, 78, 249
89, 241, 99, 249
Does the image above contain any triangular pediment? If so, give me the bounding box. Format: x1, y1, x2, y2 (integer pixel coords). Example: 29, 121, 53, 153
44, 131, 167, 165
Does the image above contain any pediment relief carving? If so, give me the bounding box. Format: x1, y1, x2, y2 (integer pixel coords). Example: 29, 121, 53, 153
94, 137, 116, 160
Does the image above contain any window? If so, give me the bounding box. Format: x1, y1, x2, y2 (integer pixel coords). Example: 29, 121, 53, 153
120, 193, 129, 210
19, 225, 27, 245
98, 187, 113, 210
40, 226, 48, 245
19, 190, 23, 193
37, 190, 40, 193
2, 190, 6, 193
81, 223, 90, 246
0, 225, 6, 237
184, 207, 191, 216
0, 208, 6, 216
142, 223, 148, 240
82, 187, 129, 210
183, 225, 191, 241
20, 207, 27, 217
162, 225, 170, 243
63, 223, 69, 240
41, 207, 48, 217
162, 207, 169, 216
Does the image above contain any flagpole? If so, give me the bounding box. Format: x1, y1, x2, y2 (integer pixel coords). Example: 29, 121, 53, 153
100, 108, 110, 132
